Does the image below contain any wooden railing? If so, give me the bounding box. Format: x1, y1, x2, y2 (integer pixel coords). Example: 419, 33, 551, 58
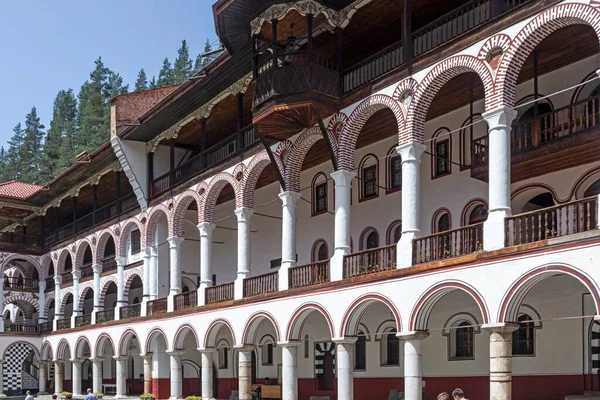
174, 291, 197, 311
80, 265, 94, 279
413, 224, 484, 264
119, 303, 141, 319
343, 244, 397, 278
39, 322, 52, 333
5, 323, 38, 333
150, 173, 170, 198
146, 297, 168, 316
96, 308, 115, 323
505, 196, 598, 246
74, 314, 92, 327
61, 272, 73, 284
206, 282, 235, 304
243, 272, 278, 298
289, 261, 330, 288
3, 277, 38, 290
342, 41, 403, 94
0, 233, 44, 247
56, 318, 71, 330
102, 256, 117, 273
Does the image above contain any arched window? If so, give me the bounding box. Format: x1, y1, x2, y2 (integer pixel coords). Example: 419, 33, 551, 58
387, 221, 402, 245
433, 210, 451, 233
463, 201, 488, 226
360, 228, 379, 250
431, 128, 451, 178
218, 340, 229, 369
386, 146, 402, 193
381, 328, 399, 366
513, 314, 535, 356
304, 334, 309, 359
584, 179, 600, 198
355, 331, 366, 370
359, 154, 379, 201
312, 173, 328, 216
261, 340, 274, 366
455, 322, 474, 359
312, 240, 329, 262
131, 229, 141, 255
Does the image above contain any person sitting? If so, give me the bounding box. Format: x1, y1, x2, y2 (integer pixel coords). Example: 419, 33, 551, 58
252, 377, 271, 399
452, 388, 468, 400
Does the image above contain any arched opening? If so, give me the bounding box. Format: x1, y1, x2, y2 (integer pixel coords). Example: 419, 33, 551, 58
127, 275, 143, 305
584, 178, 600, 198
97, 281, 117, 323
81, 288, 94, 315
312, 240, 329, 262
96, 335, 116, 395
81, 245, 93, 279
172, 325, 201, 398
210, 182, 239, 284
3, 342, 40, 395
102, 236, 117, 274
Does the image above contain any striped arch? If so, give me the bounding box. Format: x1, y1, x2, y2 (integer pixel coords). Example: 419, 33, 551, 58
204, 318, 236, 348
99, 275, 118, 307
78, 283, 94, 311
410, 280, 490, 331
499, 264, 600, 323
240, 152, 275, 208
45, 293, 55, 314
41, 341, 53, 361
118, 218, 144, 259
286, 127, 326, 192
74, 239, 94, 270
339, 94, 405, 170
1, 254, 41, 277
56, 338, 71, 360
200, 172, 241, 223
59, 287, 75, 314
242, 311, 282, 345
95, 229, 117, 263
40, 254, 53, 279
56, 248, 74, 275
4, 302, 34, 320
172, 190, 203, 237
74, 336, 92, 359
145, 327, 169, 354
118, 329, 140, 356
95, 333, 116, 358
494, 3, 600, 108
123, 268, 143, 301
3, 293, 40, 314
286, 303, 335, 341
173, 323, 200, 350
340, 293, 402, 337
144, 204, 172, 248
403, 55, 494, 145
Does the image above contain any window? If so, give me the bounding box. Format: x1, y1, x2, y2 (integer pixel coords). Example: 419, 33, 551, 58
312, 240, 328, 262
262, 343, 274, 366
435, 139, 450, 176
381, 328, 399, 366
270, 258, 282, 269
355, 332, 366, 370
512, 314, 535, 356
304, 334, 309, 359
131, 230, 141, 255
388, 153, 402, 193
437, 212, 450, 233
362, 165, 378, 199
387, 221, 402, 245
218, 346, 228, 369
361, 228, 379, 250
468, 204, 487, 225
312, 173, 328, 216
455, 322, 474, 359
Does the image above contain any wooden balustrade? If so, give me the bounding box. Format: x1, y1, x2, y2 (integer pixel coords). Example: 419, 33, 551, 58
119, 303, 141, 319
102, 256, 117, 273
174, 291, 197, 311
243, 272, 278, 298
75, 314, 92, 327
505, 196, 598, 246
80, 266, 94, 279
289, 261, 330, 288
39, 322, 52, 333
343, 244, 397, 278
150, 173, 170, 198
413, 224, 484, 265
96, 308, 115, 323
56, 318, 71, 330
3, 277, 38, 290
342, 41, 403, 94
146, 297, 168, 316
5, 323, 38, 333
206, 282, 234, 304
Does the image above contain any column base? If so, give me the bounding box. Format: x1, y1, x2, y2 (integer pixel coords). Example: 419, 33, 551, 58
168, 397, 184, 400
484, 209, 510, 251
167, 293, 177, 312
235, 275, 247, 300
330, 248, 349, 281
278, 262, 293, 291
397, 232, 417, 268
114, 395, 129, 399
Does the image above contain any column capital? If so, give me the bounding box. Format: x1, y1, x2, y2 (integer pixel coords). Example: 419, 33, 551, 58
396, 142, 426, 163
482, 106, 517, 130
278, 191, 302, 207
71, 270, 81, 280
52, 359, 64, 365
198, 347, 217, 354
53, 275, 62, 285
70, 358, 83, 365
140, 352, 153, 360
166, 350, 186, 357
481, 322, 519, 334
330, 169, 356, 186
143, 248, 152, 260
38, 279, 47, 290
277, 341, 301, 348
92, 264, 102, 274
88, 357, 104, 363
234, 344, 256, 352
197, 222, 216, 237
234, 207, 255, 221
167, 236, 185, 248
113, 356, 129, 361
332, 337, 358, 345
396, 331, 430, 341
150, 246, 159, 257
115, 257, 127, 267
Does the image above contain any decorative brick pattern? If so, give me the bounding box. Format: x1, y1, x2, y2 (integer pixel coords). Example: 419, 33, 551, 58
392, 77, 418, 108
172, 190, 202, 237
3, 342, 37, 395
477, 33, 512, 62
240, 152, 277, 208
44, 293, 55, 315
242, 311, 282, 344
286, 127, 325, 192
41, 341, 53, 361
339, 94, 404, 170
143, 204, 172, 247
200, 172, 241, 223
56, 339, 71, 360
402, 55, 494, 146
99, 275, 118, 307
117, 218, 144, 259
123, 268, 143, 300
59, 287, 74, 314
40, 255, 53, 280
0, 254, 40, 277
74, 239, 94, 270
3, 293, 39, 314
94, 229, 117, 266
77, 282, 94, 311
493, 3, 600, 108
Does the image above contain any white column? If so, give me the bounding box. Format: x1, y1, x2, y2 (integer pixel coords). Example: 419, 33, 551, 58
90, 358, 103, 395
334, 338, 357, 400
71, 359, 83, 396
54, 360, 64, 394
53, 276, 63, 331
482, 107, 517, 251
142, 353, 153, 395
168, 350, 184, 400
278, 192, 301, 291
38, 280, 47, 324
141, 248, 151, 316
92, 264, 102, 325
167, 236, 184, 311
149, 246, 159, 300
116, 257, 127, 314
397, 331, 429, 400
114, 356, 128, 399
0, 279, 4, 333
396, 142, 426, 268
198, 222, 216, 305
71, 270, 82, 327
38, 361, 48, 395
279, 342, 299, 400
483, 323, 519, 400
234, 208, 254, 298
200, 348, 216, 400
330, 170, 356, 281
237, 346, 255, 400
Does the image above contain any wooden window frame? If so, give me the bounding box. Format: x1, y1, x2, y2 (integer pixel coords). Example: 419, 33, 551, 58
359, 154, 379, 202
431, 128, 452, 179
312, 173, 328, 217
386, 147, 402, 194
131, 229, 141, 255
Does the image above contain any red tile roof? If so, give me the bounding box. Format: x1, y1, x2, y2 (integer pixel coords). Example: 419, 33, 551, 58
0, 181, 44, 199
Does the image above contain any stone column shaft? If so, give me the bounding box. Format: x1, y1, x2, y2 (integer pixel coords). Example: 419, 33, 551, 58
38, 280, 47, 323
72, 271, 82, 325
53, 276, 63, 331
149, 247, 159, 300
198, 222, 216, 305
234, 208, 254, 297
38, 361, 48, 394
91, 358, 103, 395
200, 349, 216, 400
484, 323, 519, 400
114, 356, 128, 399
398, 332, 429, 400
330, 170, 356, 281
279, 342, 299, 400
334, 338, 357, 400
167, 237, 185, 311
142, 249, 151, 315
279, 192, 301, 291
142, 353, 153, 395
168, 351, 184, 400
54, 361, 64, 394
0, 279, 4, 332
71, 359, 83, 396
237, 347, 254, 400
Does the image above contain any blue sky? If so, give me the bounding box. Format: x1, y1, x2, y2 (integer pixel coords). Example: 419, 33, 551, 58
0, 0, 216, 148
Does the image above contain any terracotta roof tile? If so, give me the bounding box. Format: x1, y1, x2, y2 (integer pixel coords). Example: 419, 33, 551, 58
0, 181, 44, 199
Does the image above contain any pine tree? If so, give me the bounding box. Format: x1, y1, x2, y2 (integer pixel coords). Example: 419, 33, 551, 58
149, 76, 157, 89
157, 57, 174, 87
0, 147, 8, 182
5, 123, 25, 181
135, 69, 148, 91
202, 39, 216, 67
193, 53, 203, 75
173, 40, 193, 84
20, 107, 45, 183
42, 89, 78, 180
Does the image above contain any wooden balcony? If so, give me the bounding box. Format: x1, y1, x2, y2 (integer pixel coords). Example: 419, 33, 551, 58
3, 277, 38, 291
119, 303, 141, 319
243, 271, 278, 298
56, 318, 71, 330
4, 323, 38, 333
146, 297, 168, 316
505, 196, 598, 246
289, 260, 330, 289
413, 224, 484, 265
471, 95, 600, 182
74, 314, 92, 328
174, 291, 197, 311
39, 322, 52, 334
343, 244, 397, 278
96, 308, 115, 323
205, 282, 234, 304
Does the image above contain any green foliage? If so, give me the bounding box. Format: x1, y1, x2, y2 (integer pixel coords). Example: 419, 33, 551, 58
140, 393, 155, 399
135, 68, 149, 92
173, 40, 193, 84
185, 396, 203, 400
157, 57, 175, 87
94, 393, 104, 398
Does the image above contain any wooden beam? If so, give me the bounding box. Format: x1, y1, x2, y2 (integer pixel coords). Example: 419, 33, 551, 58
311, 105, 339, 171
255, 125, 286, 191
